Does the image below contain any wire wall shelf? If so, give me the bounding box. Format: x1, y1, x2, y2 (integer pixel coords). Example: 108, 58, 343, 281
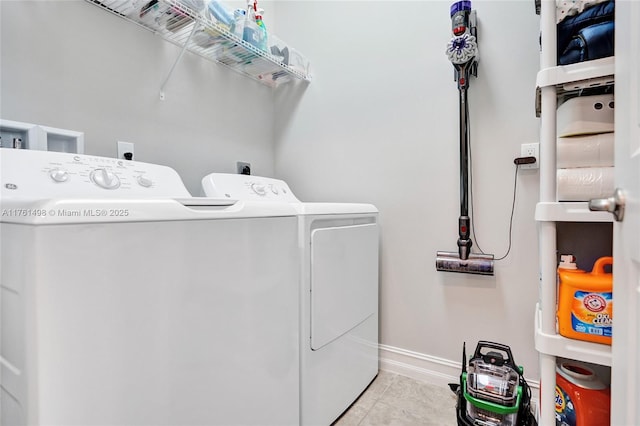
87, 0, 311, 91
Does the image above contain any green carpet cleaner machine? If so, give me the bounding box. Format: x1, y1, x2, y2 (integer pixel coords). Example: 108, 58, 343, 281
437, 0, 494, 275
450, 341, 538, 426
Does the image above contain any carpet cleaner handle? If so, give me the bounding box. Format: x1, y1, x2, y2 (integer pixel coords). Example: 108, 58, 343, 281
472, 341, 520, 372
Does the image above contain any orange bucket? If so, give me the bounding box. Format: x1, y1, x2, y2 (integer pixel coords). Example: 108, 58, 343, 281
557, 256, 613, 345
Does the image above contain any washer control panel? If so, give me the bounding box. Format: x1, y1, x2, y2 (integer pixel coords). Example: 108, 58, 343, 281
202, 173, 300, 202
1, 148, 192, 199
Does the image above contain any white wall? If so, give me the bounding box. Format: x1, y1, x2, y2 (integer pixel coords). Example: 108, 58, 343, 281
0, 0, 276, 194
274, 1, 542, 380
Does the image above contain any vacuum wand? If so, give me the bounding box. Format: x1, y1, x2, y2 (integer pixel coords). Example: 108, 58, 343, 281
457, 71, 472, 261
436, 0, 494, 275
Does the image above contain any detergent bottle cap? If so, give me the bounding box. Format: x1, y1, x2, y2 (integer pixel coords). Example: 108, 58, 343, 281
557, 361, 608, 390
559, 254, 578, 270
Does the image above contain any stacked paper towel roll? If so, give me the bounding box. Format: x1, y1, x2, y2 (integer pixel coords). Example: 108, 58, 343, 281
557, 133, 614, 168
557, 167, 614, 201
556, 94, 615, 202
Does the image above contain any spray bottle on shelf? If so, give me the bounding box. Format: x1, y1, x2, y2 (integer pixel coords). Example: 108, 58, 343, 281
254, 8, 268, 51
242, 0, 259, 49
230, 8, 246, 39
246, 0, 256, 25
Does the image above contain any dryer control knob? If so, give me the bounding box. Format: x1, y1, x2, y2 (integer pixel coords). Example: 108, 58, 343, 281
270, 185, 279, 195
49, 168, 69, 183
91, 168, 120, 189
137, 175, 153, 188
251, 183, 266, 196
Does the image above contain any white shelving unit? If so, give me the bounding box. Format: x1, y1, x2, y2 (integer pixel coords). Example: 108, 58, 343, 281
537, 56, 614, 93
535, 201, 612, 223
536, 2, 615, 425
86, 0, 312, 90
534, 303, 612, 367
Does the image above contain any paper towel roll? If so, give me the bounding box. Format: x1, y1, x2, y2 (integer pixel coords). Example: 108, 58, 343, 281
557, 167, 615, 201
557, 133, 615, 168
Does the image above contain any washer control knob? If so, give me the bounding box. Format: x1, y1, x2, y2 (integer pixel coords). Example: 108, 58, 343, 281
270, 185, 279, 195
251, 183, 266, 196
91, 168, 120, 189
49, 168, 69, 183
137, 175, 153, 188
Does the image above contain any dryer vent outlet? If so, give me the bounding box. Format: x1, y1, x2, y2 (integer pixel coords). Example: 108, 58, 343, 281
237, 162, 251, 175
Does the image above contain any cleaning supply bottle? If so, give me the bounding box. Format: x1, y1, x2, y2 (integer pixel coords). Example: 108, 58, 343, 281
555, 360, 611, 426
254, 8, 268, 51
557, 256, 613, 344
230, 8, 246, 39
242, 0, 261, 49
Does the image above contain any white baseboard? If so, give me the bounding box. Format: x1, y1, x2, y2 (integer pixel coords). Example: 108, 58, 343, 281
378, 344, 540, 410
378, 344, 462, 389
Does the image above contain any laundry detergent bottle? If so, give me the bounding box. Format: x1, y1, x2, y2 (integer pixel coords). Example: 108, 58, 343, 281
555, 360, 610, 426
557, 256, 613, 345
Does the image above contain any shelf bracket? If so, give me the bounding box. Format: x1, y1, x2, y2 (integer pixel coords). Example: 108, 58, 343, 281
159, 22, 199, 101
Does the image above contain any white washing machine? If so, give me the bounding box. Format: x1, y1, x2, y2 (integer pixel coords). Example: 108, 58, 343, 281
201, 173, 379, 426
0, 149, 300, 426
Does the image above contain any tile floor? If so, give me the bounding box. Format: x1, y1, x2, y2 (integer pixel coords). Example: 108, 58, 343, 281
333, 371, 458, 426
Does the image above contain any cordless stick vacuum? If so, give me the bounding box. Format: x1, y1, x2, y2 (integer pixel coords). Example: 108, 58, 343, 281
436, 1, 494, 275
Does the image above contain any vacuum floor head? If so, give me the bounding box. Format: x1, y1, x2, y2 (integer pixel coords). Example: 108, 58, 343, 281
436, 251, 494, 275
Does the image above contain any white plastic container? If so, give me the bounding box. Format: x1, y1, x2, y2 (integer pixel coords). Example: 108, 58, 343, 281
557, 94, 614, 137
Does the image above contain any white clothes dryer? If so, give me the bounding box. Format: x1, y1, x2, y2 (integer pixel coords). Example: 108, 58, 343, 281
0, 149, 300, 426
201, 173, 379, 426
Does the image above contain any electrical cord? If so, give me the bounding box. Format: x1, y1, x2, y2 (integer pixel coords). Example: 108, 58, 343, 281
467, 100, 519, 261
472, 165, 518, 261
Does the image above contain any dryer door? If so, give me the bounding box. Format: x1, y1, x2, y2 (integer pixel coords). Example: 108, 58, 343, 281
310, 223, 378, 350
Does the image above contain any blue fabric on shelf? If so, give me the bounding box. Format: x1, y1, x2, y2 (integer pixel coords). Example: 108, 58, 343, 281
559, 20, 615, 65
557, 0, 615, 63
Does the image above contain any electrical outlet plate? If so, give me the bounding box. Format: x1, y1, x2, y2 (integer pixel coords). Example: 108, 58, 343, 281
237, 161, 251, 175
520, 143, 539, 169
117, 141, 134, 160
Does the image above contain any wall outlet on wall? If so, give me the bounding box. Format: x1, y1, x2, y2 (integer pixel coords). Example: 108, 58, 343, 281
117, 141, 135, 160
520, 143, 539, 169
237, 161, 251, 175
